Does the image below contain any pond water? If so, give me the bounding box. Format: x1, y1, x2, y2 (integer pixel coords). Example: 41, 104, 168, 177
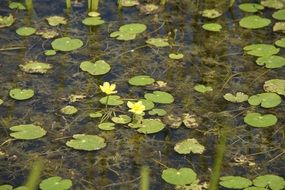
0, 0, 284, 189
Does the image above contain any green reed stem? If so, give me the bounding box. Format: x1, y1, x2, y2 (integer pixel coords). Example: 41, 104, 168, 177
25, 0, 33, 11
160, 0, 167, 5
140, 166, 150, 190
117, 0, 122, 10
25, 159, 44, 190
66, 0, 71, 10
88, 0, 99, 11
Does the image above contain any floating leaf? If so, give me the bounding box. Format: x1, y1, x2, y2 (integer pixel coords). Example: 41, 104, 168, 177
219, 176, 252, 189
202, 23, 222, 32
244, 44, 279, 57
261, 0, 284, 9
82, 17, 105, 26
51, 37, 83, 52
9, 88, 34, 100
19, 61, 52, 74
244, 187, 267, 190
275, 37, 285, 47
99, 95, 124, 106
194, 84, 213, 93
239, 16, 271, 29
13, 186, 28, 190
80, 60, 111, 76
146, 38, 169, 47
10, 124, 46, 140
9, 2, 26, 10
264, 79, 285, 95
224, 92, 248, 103
253, 175, 285, 190
0, 184, 13, 190
244, 112, 278, 128
111, 115, 131, 124
169, 53, 184, 60
162, 168, 197, 185
144, 91, 174, 104
98, 122, 115, 130
273, 9, 285, 20
139, 3, 159, 14
16, 27, 36, 36
39, 176, 72, 190
139, 99, 155, 110
88, 11, 100, 17
273, 22, 285, 31
46, 16, 67, 26
182, 113, 199, 129
201, 9, 222, 18
0, 14, 14, 28
44, 50, 57, 56
256, 55, 285, 68
128, 75, 155, 86
239, 3, 264, 12
89, 111, 102, 118
248, 93, 281, 108
66, 134, 106, 151
174, 138, 205, 155
0, 99, 3, 105
60, 105, 78, 115
121, 0, 139, 7
119, 23, 147, 34
110, 31, 136, 41
148, 108, 167, 116
36, 29, 59, 39
136, 119, 165, 134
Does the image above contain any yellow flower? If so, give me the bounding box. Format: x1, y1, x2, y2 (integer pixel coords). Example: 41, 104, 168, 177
127, 101, 145, 115
100, 82, 117, 95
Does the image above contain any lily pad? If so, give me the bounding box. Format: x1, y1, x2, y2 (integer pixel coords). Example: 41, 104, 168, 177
9, 2, 26, 10
148, 108, 167, 116
128, 75, 155, 86
162, 168, 197, 185
99, 95, 124, 106
174, 138, 205, 155
80, 60, 111, 76
239, 16, 271, 29
98, 122, 115, 130
82, 17, 105, 26
46, 16, 67, 26
248, 93, 281, 108
44, 50, 57, 56
121, 0, 140, 7
10, 124, 47, 140
146, 38, 169, 47
9, 88, 34, 100
0, 99, 3, 105
39, 176, 72, 190
256, 55, 285, 68
0, 14, 14, 28
261, 0, 284, 9
110, 31, 136, 41
244, 44, 280, 57
0, 185, 13, 190
194, 84, 213, 93
239, 3, 264, 12
201, 9, 222, 18
119, 23, 147, 34
60, 105, 78, 115
36, 29, 59, 39
144, 91, 174, 104
89, 111, 102, 118
16, 27, 36, 36
202, 23, 222, 32
88, 11, 100, 17
253, 175, 285, 190
139, 99, 155, 110
51, 37, 83, 52
273, 9, 285, 20
273, 22, 285, 31
264, 79, 285, 95
275, 37, 285, 47
66, 134, 106, 151
136, 119, 165, 134
169, 53, 184, 60
223, 92, 248, 103
111, 115, 131, 124
219, 176, 252, 189
19, 61, 52, 74
244, 112, 278, 128
244, 187, 267, 190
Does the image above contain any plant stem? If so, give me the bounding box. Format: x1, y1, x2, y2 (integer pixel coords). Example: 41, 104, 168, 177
88, 0, 99, 11
160, 0, 167, 6
66, 0, 71, 10
117, 0, 122, 10
140, 166, 150, 190
25, 0, 33, 11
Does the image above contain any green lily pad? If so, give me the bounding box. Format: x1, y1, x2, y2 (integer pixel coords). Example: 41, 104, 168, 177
201, 9, 222, 18
261, 0, 284, 9
110, 31, 137, 41
146, 38, 169, 47
148, 108, 167, 116
174, 138, 205, 155
16, 27, 36, 36
243, 44, 280, 57
44, 50, 57, 56
219, 176, 252, 189
139, 99, 155, 110
239, 16, 271, 29
66, 134, 106, 151
169, 53, 184, 60
273, 9, 285, 20
0, 99, 3, 105
46, 16, 67, 26
194, 84, 213, 93
0, 184, 13, 190
244, 112, 278, 128
223, 92, 249, 103
119, 23, 147, 34
253, 175, 285, 190
99, 95, 124, 106
82, 17, 105, 26
0, 14, 15, 28
162, 168, 197, 185
9, 88, 34, 100
275, 37, 285, 47
13, 186, 28, 190
10, 124, 47, 140
111, 115, 131, 124
239, 3, 264, 13
128, 75, 155, 86
36, 29, 59, 39
256, 55, 285, 68
244, 187, 267, 190
9, 2, 26, 10
39, 176, 72, 190
273, 22, 285, 31
144, 91, 174, 104
60, 105, 78, 115
89, 111, 103, 118
19, 61, 52, 74
202, 23, 222, 32
98, 122, 115, 130
264, 79, 285, 95
51, 37, 83, 52
136, 119, 165, 134
248, 93, 281, 108
121, 0, 140, 7
80, 60, 111, 76
88, 11, 100, 17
